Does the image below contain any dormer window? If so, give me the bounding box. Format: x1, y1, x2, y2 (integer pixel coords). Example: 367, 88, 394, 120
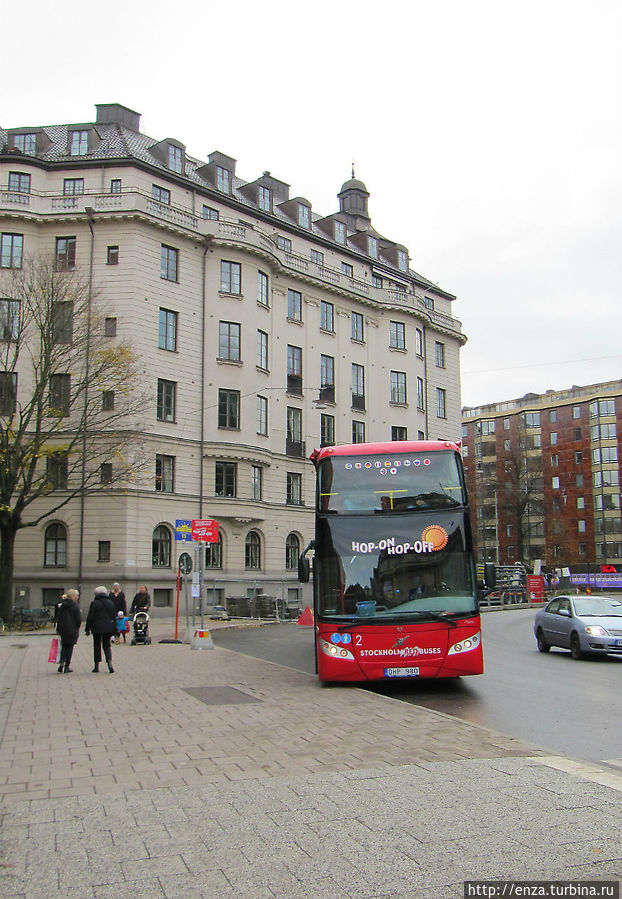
13, 133, 36, 155
298, 204, 310, 229
217, 166, 231, 193
397, 250, 408, 273
70, 130, 89, 156
335, 221, 346, 244
168, 145, 183, 174
368, 237, 378, 259
258, 186, 271, 212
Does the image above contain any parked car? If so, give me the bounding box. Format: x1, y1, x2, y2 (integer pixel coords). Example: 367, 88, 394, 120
534, 594, 622, 659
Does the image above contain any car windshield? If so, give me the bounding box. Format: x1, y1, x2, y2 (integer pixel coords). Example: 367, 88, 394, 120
315, 509, 477, 622
573, 597, 622, 617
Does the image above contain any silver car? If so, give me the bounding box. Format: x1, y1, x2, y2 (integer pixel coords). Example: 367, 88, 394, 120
534, 594, 622, 659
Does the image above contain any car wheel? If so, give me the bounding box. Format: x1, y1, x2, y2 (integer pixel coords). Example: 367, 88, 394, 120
570, 632, 584, 660
536, 628, 550, 653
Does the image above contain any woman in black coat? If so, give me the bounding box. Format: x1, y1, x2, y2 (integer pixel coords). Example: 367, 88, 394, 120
85, 586, 117, 673
54, 589, 81, 673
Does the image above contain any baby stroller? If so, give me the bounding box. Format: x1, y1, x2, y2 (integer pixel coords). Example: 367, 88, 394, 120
130, 611, 151, 645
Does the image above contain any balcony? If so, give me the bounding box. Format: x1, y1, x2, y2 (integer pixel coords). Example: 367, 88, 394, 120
286, 439, 306, 458
287, 374, 303, 396
351, 394, 366, 412
319, 385, 335, 404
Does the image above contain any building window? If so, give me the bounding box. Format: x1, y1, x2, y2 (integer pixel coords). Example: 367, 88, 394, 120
205, 534, 223, 569
368, 237, 378, 258
286, 407, 303, 454
390, 321, 405, 350
156, 379, 176, 422
424, 296, 435, 311
577, 497, 585, 510
258, 271, 269, 306
286, 533, 300, 570
251, 465, 263, 501
321, 413, 335, 447
152, 525, 171, 567
49, 374, 71, 416
320, 300, 334, 332
70, 130, 88, 156
168, 145, 183, 173
574, 428, 582, 440
591, 423, 617, 441
372, 274, 383, 289
533, 433, 542, 449
523, 412, 540, 427
341, 262, 353, 278
352, 420, 366, 444
152, 184, 171, 205
578, 520, 586, 534
245, 531, 261, 569
215, 461, 237, 497
397, 250, 408, 272
104, 317, 117, 337
52, 302, 73, 344
102, 390, 114, 411
13, 133, 36, 155
436, 388, 447, 419
55, 237, 76, 271
98, 541, 111, 563
320, 354, 335, 402
590, 399, 615, 417
1, 233, 23, 269
392, 426, 407, 441
107, 245, 119, 265
572, 406, 581, 419
287, 472, 302, 505
257, 395, 268, 435
334, 221, 346, 244
551, 454, 558, 467
287, 289, 302, 321
258, 186, 271, 211
202, 205, 219, 221
417, 377, 425, 411
160, 245, 178, 281
415, 328, 423, 357
220, 261, 241, 295
435, 341, 445, 368
63, 178, 84, 196
218, 321, 241, 361
277, 236, 292, 252
0, 372, 17, 414
216, 166, 230, 193
44, 523, 67, 567
311, 249, 324, 266
110, 179, 121, 193
550, 432, 558, 445
576, 473, 584, 487
287, 345, 303, 395
352, 363, 365, 410
159, 308, 178, 351
155, 454, 175, 492
8, 172, 30, 194
218, 388, 240, 429
390, 371, 407, 405
549, 409, 557, 423
0, 299, 20, 340
257, 329, 268, 370
46, 453, 68, 490
552, 476, 560, 489
100, 462, 113, 485
351, 311, 364, 342
575, 451, 582, 464
504, 439, 511, 451
298, 204, 310, 228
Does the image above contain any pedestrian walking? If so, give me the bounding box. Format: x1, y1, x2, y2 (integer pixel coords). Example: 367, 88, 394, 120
110, 583, 127, 643
85, 586, 117, 673
130, 585, 151, 615
54, 589, 81, 673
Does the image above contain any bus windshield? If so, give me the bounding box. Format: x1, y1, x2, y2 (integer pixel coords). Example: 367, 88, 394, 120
315, 510, 477, 622
317, 450, 465, 514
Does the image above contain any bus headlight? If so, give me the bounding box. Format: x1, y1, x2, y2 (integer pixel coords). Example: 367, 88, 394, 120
320, 640, 354, 660
448, 631, 481, 656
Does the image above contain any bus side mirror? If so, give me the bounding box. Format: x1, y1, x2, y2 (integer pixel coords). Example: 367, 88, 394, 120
298, 557, 310, 583
484, 562, 496, 589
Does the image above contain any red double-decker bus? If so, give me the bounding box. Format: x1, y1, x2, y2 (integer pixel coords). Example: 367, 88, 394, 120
299, 440, 494, 683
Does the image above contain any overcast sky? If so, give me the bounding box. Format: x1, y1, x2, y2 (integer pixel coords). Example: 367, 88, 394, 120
4, 0, 621, 409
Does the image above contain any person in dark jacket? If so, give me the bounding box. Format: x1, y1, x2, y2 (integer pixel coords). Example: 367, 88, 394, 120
110, 583, 127, 643
54, 589, 81, 673
85, 586, 117, 673
130, 585, 151, 615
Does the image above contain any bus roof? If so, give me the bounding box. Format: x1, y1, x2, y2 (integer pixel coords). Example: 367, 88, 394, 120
310, 440, 461, 466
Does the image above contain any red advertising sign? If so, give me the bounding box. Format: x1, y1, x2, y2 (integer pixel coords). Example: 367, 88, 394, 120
527, 574, 546, 603
191, 519, 219, 543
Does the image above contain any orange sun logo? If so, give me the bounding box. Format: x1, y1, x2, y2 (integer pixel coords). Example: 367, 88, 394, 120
421, 525, 448, 551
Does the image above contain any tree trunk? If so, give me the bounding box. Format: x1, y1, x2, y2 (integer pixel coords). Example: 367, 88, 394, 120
0, 523, 17, 621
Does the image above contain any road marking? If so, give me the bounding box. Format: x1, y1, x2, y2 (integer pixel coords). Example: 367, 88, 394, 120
534, 755, 622, 793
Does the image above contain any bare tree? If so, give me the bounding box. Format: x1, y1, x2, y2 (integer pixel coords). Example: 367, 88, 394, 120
0, 255, 148, 619
493, 422, 545, 564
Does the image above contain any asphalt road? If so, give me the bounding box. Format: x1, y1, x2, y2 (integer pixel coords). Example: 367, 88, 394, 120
212, 608, 622, 767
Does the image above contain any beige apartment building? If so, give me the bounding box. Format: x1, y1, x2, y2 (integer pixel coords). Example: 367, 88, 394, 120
0, 103, 465, 612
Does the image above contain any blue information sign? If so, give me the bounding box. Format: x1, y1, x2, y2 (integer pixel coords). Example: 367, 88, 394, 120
175, 519, 192, 542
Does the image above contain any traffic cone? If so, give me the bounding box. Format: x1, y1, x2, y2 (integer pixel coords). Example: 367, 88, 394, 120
297, 605, 314, 626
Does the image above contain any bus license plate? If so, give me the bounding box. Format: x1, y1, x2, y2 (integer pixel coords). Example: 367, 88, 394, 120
385, 667, 420, 678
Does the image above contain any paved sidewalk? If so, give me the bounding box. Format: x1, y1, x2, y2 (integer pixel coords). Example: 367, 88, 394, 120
0, 620, 620, 897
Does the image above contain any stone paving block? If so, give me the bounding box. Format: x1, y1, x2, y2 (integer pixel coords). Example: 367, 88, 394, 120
158, 870, 234, 898
93, 877, 165, 898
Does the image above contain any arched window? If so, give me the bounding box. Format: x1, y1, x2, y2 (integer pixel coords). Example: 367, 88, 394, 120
152, 525, 171, 567
205, 533, 223, 569
245, 530, 261, 570
44, 523, 67, 567
285, 533, 300, 570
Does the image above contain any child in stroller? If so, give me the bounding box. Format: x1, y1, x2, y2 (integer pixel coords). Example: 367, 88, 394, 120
130, 611, 151, 645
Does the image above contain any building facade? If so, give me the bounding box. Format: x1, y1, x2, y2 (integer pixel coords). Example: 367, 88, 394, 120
462, 380, 622, 567
0, 103, 465, 611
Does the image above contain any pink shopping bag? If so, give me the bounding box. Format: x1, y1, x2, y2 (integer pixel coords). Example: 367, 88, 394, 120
48, 636, 60, 664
